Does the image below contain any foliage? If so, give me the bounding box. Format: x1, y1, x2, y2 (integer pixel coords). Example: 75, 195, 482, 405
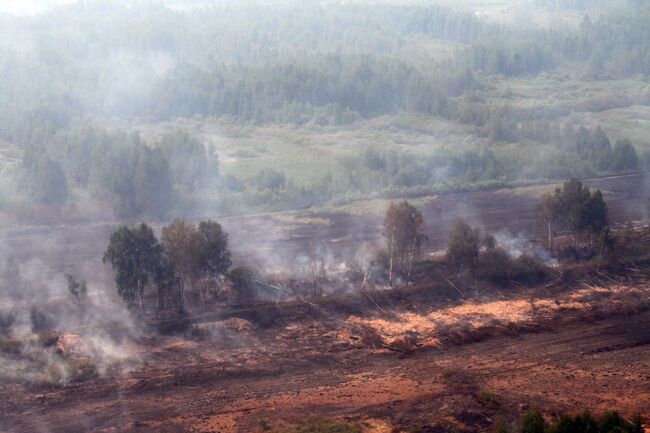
22, 146, 68, 205
159, 130, 219, 193
519, 409, 643, 433
103, 223, 164, 309
161, 219, 232, 308
538, 178, 608, 244
66, 359, 99, 383
30, 308, 55, 333
475, 247, 513, 282
229, 266, 259, 291
384, 201, 425, 277
475, 247, 547, 284
0, 312, 15, 336
611, 139, 639, 172
196, 220, 232, 284
447, 219, 481, 272
521, 410, 547, 433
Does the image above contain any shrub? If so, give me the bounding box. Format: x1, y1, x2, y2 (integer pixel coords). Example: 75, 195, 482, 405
67, 359, 98, 383
0, 312, 15, 336
511, 255, 547, 285
521, 410, 643, 433
521, 410, 547, 433
228, 266, 259, 300
447, 219, 481, 272
475, 248, 512, 282
474, 250, 547, 285
30, 308, 55, 333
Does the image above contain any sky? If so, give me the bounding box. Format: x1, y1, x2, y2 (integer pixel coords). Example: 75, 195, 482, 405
0, 0, 76, 15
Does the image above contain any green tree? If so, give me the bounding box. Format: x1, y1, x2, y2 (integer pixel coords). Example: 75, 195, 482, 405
383, 201, 425, 286
611, 139, 639, 171
134, 147, 174, 219
159, 130, 218, 193
553, 178, 608, 244
23, 147, 68, 205
447, 219, 481, 273
195, 220, 232, 302
103, 223, 163, 309
557, 177, 591, 243
161, 219, 200, 312
521, 410, 547, 433
584, 188, 609, 243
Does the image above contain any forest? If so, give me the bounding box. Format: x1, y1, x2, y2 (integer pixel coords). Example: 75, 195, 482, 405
0, 0, 649, 219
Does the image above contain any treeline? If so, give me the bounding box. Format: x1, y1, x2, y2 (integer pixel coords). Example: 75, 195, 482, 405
151, 55, 462, 122
9, 115, 641, 219
1, 1, 649, 132
18, 120, 218, 217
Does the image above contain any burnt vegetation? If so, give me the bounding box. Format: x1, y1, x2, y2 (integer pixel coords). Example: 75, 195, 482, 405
2, 1, 650, 432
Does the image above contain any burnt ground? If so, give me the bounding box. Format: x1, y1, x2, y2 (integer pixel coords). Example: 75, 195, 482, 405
1, 308, 649, 433
2, 173, 649, 275
1, 173, 650, 432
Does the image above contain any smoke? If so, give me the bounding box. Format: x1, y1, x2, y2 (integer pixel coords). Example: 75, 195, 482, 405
493, 229, 558, 265
0, 233, 141, 385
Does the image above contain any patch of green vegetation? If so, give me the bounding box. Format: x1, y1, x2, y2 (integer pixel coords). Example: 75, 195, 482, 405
66, 359, 99, 383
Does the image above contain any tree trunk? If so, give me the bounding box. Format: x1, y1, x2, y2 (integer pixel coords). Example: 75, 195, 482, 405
406, 234, 417, 284
178, 272, 185, 314
547, 221, 552, 250
388, 235, 394, 288
138, 281, 144, 310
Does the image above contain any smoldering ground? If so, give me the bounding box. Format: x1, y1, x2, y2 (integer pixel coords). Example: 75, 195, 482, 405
0, 233, 141, 385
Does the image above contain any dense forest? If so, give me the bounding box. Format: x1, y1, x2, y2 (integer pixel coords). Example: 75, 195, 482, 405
0, 0, 649, 218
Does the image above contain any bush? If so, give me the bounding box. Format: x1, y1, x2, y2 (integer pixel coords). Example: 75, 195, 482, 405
475, 248, 512, 282
30, 308, 55, 333
519, 410, 643, 433
228, 266, 259, 301
521, 410, 547, 433
447, 219, 481, 272
474, 249, 547, 285
229, 266, 258, 289
511, 255, 547, 285
0, 312, 15, 336
66, 359, 98, 383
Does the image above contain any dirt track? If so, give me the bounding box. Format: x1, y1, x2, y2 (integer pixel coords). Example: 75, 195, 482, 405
1, 308, 649, 433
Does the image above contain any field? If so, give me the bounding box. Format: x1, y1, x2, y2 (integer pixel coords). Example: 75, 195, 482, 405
1, 173, 650, 433
1, 280, 649, 433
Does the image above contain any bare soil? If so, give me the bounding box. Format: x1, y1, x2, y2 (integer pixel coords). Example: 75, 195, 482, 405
2, 173, 650, 433
1, 280, 649, 433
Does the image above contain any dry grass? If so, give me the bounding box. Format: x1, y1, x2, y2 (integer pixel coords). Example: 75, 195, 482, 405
345, 283, 650, 351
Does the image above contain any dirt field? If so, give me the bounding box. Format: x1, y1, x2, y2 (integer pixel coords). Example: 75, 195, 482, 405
1, 173, 650, 433
1, 301, 649, 433
2, 267, 650, 433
